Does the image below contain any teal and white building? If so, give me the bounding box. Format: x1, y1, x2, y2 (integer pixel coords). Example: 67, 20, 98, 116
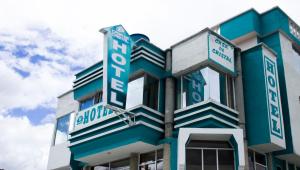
47, 7, 300, 170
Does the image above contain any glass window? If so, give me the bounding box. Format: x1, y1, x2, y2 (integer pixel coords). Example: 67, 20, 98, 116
187, 140, 232, 148
248, 150, 255, 170
126, 77, 144, 109
177, 67, 232, 109
80, 97, 94, 110
79, 91, 102, 111
143, 75, 159, 110
54, 114, 70, 145
218, 150, 234, 170
186, 141, 234, 170
126, 74, 159, 110
248, 150, 267, 170
93, 163, 109, 170
139, 150, 163, 170
288, 164, 295, 170
186, 149, 202, 170
139, 151, 155, 170
110, 158, 130, 170
255, 152, 266, 166
203, 149, 217, 170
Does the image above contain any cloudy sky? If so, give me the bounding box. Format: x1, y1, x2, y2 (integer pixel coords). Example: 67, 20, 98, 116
0, 0, 299, 169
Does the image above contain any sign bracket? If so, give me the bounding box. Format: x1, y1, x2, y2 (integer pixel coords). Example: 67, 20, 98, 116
104, 104, 135, 126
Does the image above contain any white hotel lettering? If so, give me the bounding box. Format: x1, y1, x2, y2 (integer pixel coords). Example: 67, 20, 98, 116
265, 56, 281, 136
110, 39, 127, 107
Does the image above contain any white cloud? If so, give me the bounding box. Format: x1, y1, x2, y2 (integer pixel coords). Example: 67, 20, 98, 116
0, 115, 54, 170
0, 27, 98, 112
41, 113, 56, 124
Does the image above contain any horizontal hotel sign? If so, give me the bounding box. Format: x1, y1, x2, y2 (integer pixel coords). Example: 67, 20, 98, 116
73, 103, 115, 131
171, 29, 235, 76
208, 33, 235, 73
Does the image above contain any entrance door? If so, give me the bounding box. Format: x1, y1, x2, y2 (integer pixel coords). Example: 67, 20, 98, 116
186, 140, 235, 170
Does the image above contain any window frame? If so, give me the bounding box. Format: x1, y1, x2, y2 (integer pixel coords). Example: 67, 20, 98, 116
53, 113, 71, 146
138, 149, 163, 170
248, 149, 268, 170
177, 66, 236, 110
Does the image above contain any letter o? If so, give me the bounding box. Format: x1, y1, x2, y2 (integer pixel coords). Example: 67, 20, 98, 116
192, 92, 201, 102
112, 53, 126, 65
268, 76, 276, 87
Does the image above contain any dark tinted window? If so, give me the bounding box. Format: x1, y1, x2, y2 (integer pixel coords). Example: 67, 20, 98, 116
203, 149, 217, 170
218, 150, 234, 170
187, 140, 232, 148
186, 149, 202, 170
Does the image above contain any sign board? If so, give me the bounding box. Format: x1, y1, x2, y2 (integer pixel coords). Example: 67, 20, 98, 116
74, 103, 114, 131
208, 33, 235, 73
263, 53, 285, 144
101, 25, 132, 109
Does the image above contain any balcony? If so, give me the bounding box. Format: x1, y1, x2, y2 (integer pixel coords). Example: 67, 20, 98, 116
174, 99, 239, 132
68, 103, 164, 165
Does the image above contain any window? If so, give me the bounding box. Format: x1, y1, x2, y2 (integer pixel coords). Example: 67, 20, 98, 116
139, 149, 163, 170
186, 141, 234, 170
79, 91, 103, 111
126, 76, 144, 109
93, 159, 130, 170
110, 159, 130, 170
79, 73, 159, 111
248, 150, 267, 170
177, 67, 234, 109
126, 74, 159, 110
54, 114, 70, 145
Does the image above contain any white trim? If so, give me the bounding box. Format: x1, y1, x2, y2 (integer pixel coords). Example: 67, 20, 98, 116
73, 73, 103, 90
133, 46, 165, 60
69, 125, 128, 146
128, 105, 165, 118
73, 70, 103, 86
174, 106, 239, 121
135, 121, 164, 132
174, 115, 239, 129
73, 67, 103, 83
135, 113, 164, 124
177, 128, 245, 170
132, 50, 165, 64
175, 99, 239, 115
102, 34, 108, 106
131, 54, 165, 68
70, 118, 125, 139
69, 120, 163, 146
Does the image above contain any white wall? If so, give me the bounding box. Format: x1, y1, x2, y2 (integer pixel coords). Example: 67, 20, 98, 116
57, 91, 79, 118
233, 32, 258, 51
279, 33, 300, 156
47, 90, 79, 170
172, 31, 208, 76
47, 142, 71, 170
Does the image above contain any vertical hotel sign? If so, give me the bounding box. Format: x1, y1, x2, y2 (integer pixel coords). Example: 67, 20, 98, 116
263, 53, 285, 146
208, 33, 235, 74
101, 25, 132, 109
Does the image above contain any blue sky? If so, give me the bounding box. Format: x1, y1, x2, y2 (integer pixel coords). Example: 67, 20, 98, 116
0, 0, 300, 169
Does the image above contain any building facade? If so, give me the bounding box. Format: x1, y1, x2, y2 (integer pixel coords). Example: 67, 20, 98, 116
47, 7, 300, 170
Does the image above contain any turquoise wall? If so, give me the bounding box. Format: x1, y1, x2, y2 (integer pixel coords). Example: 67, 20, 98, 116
261, 33, 294, 156
220, 10, 261, 40
241, 45, 271, 146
